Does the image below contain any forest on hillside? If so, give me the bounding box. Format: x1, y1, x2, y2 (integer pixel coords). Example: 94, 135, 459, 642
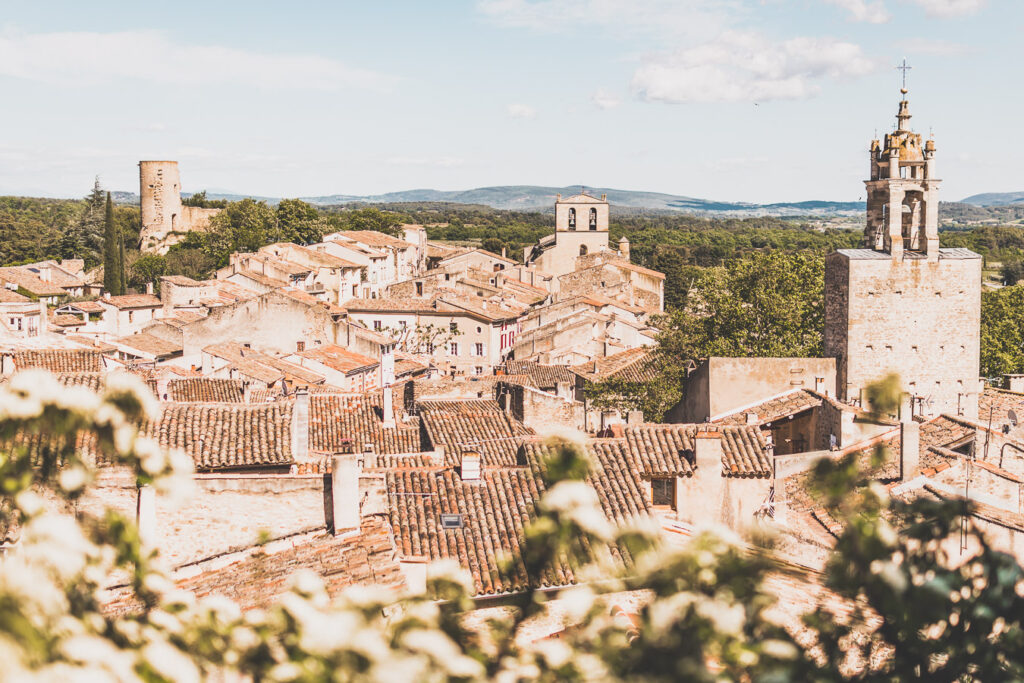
9, 187, 1024, 387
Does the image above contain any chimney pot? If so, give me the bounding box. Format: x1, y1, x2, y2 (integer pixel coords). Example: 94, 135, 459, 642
292, 387, 310, 461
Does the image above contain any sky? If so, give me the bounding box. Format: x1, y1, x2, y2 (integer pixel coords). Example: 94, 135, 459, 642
0, 0, 1019, 203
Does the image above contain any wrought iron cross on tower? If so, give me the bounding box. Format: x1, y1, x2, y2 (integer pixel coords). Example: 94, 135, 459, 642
895, 58, 912, 90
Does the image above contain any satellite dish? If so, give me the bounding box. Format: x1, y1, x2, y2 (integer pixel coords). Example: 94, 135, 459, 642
1009, 410, 1019, 427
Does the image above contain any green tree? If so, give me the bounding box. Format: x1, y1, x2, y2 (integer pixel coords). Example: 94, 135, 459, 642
129, 253, 167, 292
182, 190, 227, 209
276, 198, 325, 244
980, 285, 1024, 378
102, 192, 121, 295
659, 251, 825, 360
201, 198, 279, 267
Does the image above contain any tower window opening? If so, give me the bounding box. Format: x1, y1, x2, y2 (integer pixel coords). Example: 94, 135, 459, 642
589, 208, 597, 230
568, 208, 576, 230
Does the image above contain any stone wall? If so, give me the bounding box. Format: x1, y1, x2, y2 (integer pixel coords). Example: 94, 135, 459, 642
501, 381, 584, 433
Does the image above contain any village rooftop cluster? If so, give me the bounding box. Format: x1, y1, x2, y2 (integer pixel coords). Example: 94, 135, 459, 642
4, 88, 1024, 631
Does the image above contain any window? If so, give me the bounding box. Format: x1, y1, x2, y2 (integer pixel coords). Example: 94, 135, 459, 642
352, 285, 358, 296
373, 320, 382, 331
415, 282, 423, 296
399, 320, 407, 330
651, 478, 675, 508
296, 341, 305, 352
589, 207, 597, 230
568, 208, 576, 229
474, 343, 484, 357
449, 342, 459, 356
450, 322, 458, 333
579, 245, 588, 256
474, 366, 483, 375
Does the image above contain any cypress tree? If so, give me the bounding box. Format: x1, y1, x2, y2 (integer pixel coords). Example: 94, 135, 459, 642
118, 230, 126, 295
102, 192, 120, 294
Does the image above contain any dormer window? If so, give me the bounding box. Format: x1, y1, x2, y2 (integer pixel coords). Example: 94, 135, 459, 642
568, 208, 576, 230
589, 207, 597, 230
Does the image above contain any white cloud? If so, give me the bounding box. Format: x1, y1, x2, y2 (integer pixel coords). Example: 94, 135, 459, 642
477, 0, 732, 39
591, 88, 621, 109
825, 0, 890, 23
386, 156, 465, 168
906, 0, 985, 17
507, 103, 538, 119
0, 28, 391, 91
631, 32, 878, 104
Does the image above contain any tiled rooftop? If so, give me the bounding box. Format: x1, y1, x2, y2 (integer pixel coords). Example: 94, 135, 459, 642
148, 402, 294, 471
11, 349, 104, 373
101, 294, 162, 309
167, 378, 246, 403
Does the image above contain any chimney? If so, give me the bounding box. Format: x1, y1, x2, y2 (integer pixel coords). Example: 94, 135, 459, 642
555, 381, 572, 399
155, 374, 170, 402
146, 282, 154, 295
689, 430, 725, 526
900, 421, 920, 481
899, 392, 913, 422
382, 385, 395, 428
330, 454, 361, 533
104, 291, 111, 300
744, 412, 758, 425
501, 247, 507, 259
136, 485, 156, 547
626, 410, 644, 425
243, 382, 253, 403
399, 556, 428, 595
460, 450, 481, 481
1007, 375, 1024, 393
292, 387, 310, 461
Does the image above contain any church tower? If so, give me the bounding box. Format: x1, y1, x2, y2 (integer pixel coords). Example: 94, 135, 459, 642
526, 191, 611, 277
863, 88, 940, 259
824, 84, 981, 419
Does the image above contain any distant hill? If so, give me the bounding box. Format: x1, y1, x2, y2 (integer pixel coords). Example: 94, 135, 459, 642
299, 185, 862, 217
114, 185, 862, 217
960, 192, 1024, 207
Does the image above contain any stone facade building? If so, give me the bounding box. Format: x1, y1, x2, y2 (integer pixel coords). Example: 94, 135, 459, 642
824, 89, 981, 419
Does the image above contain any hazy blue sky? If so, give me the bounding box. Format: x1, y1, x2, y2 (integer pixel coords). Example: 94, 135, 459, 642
0, 0, 1017, 202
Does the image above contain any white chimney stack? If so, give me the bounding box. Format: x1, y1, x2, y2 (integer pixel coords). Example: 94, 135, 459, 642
292, 387, 310, 461
331, 454, 361, 533
382, 385, 395, 428
460, 450, 481, 481
136, 485, 156, 547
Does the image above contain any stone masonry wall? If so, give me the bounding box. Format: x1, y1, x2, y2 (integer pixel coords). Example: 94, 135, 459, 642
826, 251, 981, 418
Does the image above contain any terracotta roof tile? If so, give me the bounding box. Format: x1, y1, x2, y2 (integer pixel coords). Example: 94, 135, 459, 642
101, 294, 162, 309
167, 378, 246, 403
148, 402, 294, 470
12, 349, 104, 373
502, 360, 576, 388
309, 394, 421, 455
417, 400, 535, 467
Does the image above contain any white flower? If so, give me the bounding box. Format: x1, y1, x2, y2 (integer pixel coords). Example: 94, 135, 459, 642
59, 466, 89, 493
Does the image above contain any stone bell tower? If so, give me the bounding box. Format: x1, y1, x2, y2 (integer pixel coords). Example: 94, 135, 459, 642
825, 84, 981, 419
863, 88, 940, 259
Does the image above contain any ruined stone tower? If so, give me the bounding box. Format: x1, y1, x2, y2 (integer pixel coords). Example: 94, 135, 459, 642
824, 87, 981, 419
139, 160, 220, 254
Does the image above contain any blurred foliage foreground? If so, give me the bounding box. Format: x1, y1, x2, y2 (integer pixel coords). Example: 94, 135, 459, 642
0, 373, 1021, 681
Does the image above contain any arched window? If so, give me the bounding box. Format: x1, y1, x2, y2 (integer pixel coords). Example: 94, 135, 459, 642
568, 208, 576, 230
589, 207, 597, 230
579, 245, 588, 256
